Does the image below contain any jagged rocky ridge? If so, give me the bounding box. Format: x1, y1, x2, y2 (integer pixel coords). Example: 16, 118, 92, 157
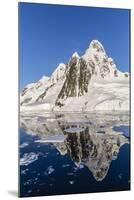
20, 113, 129, 181
20, 40, 129, 112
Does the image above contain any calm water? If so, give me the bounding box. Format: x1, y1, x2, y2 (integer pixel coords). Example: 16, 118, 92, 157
19, 113, 130, 197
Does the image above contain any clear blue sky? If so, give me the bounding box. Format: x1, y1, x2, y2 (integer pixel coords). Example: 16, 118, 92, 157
19, 3, 130, 89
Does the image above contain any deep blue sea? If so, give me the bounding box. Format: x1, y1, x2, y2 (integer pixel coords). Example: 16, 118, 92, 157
19, 113, 130, 197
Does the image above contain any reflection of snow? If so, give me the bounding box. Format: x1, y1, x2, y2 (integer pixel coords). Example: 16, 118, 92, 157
35, 135, 66, 143
67, 172, 74, 176
44, 166, 55, 175
78, 164, 84, 169
72, 164, 84, 172
20, 142, 29, 148
20, 152, 39, 166
27, 190, 32, 194
118, 173, 123, 179
62, 164, 70, 168
65, 127, 85, 133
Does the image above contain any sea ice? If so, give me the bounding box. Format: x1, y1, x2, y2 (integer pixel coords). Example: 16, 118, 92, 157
44, 166, 55, 175
69, 180, 75, 185
20, 142, 29, 148
20, 152, 39, 166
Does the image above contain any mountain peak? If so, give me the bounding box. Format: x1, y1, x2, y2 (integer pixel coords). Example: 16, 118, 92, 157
90, 39, 103, 47
58, 63, 66, 68
50, 62, 66, 84
89, 39, 105, 53
72, 52, 80, 58
82, 40, 106, 61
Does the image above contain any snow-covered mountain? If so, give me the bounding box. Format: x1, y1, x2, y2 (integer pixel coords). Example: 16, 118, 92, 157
20, 40, 129, 112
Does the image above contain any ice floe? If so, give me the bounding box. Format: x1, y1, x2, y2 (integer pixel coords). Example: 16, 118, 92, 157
20, 152, 39, 166
20, 142, 29, 148
44, 166, 55, 175
69, 180, 75, 184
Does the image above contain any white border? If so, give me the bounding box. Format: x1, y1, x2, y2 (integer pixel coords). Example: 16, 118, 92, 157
20, 0, 133, 9
0, 0, 133, 199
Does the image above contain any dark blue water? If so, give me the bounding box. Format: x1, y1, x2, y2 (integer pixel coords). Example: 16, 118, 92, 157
19, 117, 130, 197
113, 125, 130, 138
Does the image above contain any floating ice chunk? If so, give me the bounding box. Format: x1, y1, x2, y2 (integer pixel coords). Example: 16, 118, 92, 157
20, 152, 39, 166
69, 180, 75, 185
23, 179, 33, 186
21, 168, 29, 175
20, 142, 29, 148
44, 166, 55, 175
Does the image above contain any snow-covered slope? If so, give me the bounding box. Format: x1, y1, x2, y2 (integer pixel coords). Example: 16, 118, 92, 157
20, 63, 66, 108
20, 40, 129, 112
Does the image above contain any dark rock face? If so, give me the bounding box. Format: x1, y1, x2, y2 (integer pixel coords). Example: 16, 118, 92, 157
55, 43, 115, 105
78, 58, 91, 96
114, 70, 118, 77
88, 60, 95, 74
124, 73, 129, 78
99, 56, 112, 78
100, 64, 110, 78
21, 88, 28, 97
56, 57, 92, 103
57, 57, 79, 99
21, 97, 32, 105
36, 84, 54, 102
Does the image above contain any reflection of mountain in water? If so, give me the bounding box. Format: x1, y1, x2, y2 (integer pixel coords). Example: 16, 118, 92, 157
20, 113, 129, 181
64, 127, 128, 181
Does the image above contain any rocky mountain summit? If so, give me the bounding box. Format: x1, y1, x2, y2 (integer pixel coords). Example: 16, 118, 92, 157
20, 40, 129, 112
